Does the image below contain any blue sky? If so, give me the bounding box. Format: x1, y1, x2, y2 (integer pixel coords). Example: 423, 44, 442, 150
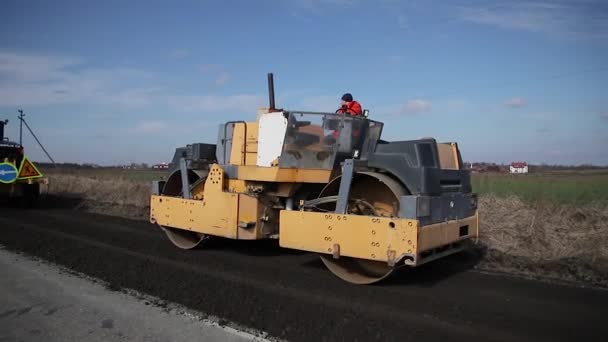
1, 0, 607, 165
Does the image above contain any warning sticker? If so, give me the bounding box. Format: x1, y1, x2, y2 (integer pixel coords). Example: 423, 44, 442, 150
17, 157, 43, 179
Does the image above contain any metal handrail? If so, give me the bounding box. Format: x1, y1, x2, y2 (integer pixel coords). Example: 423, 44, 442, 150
222, 121, 248, 165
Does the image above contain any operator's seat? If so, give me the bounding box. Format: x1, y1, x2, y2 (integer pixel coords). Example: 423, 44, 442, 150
293, 132, 320, 147
286, 117, 323, 148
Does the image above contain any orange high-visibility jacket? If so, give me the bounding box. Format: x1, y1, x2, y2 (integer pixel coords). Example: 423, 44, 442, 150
333, 101, 363, 137
336, 101, 363, 116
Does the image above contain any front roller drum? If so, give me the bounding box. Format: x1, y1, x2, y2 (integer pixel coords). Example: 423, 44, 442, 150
319, 256, 396, 285
317, 173, 408, 284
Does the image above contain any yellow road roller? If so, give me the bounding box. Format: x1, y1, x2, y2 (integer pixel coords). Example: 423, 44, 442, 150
150, 74, 479, 284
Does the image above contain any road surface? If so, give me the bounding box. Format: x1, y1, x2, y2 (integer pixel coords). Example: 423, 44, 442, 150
0, 249, 268, 342
0, 206, 606, 342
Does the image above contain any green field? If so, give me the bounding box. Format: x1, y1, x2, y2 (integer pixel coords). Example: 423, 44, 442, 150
472, 171, 608, 204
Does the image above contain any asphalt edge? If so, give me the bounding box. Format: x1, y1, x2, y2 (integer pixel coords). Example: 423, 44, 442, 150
0, 245, 282, 342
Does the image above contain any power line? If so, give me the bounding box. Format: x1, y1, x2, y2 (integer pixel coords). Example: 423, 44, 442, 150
18, 110, 56, 166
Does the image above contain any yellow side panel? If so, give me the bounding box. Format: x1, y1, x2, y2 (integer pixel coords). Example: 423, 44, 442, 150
226, 179, 248, 193
437, 143, 460, 170
236, 194, 263, 240
280, 210, 480, 263
150, 195, 237, 238
279, 211, 419, 263
245, 123, 258, 166
236, 166, 332, 183
244, 153, 256, 166
417, 213, 478, 251
229, 122, 259, 166
150, 164, 238, 238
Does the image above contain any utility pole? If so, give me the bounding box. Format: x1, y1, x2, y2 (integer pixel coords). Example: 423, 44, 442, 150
17, 109, 56, 166
18, 109, 24, 147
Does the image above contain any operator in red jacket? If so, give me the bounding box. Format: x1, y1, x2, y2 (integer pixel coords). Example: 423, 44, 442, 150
326, 93, 363, 144
336, 93, 363, 116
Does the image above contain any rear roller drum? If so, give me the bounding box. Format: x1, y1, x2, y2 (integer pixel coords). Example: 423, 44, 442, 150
161, 227, 207, 250
159, 168, 208, 249
317, 173, 408, 284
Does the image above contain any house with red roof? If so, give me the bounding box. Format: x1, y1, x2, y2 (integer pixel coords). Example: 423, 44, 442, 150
509, 162, 528, 174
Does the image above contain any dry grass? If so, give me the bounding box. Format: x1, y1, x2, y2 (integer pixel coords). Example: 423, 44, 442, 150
477, 195, 608, 287
46, 174, 151, 219
479, 195, 608, 260
43, 172, 608, 287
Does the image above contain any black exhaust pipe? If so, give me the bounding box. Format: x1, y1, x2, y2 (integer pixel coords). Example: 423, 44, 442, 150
267, 73, 275, 110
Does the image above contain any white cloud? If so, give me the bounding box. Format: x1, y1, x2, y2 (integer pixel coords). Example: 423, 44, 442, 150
0, 51, 158, 108
505, 97, 527, 108
372, 99, 432, 117
402, 99, 432, 115
215, 71, 231, 86
0, 51, 260, 114
455, 1, 608, 39
100, 87, 163, 108
198, 64, 231, 86
134, 121, 168, 134
167, 94, 265, 112
0, 52, 80, 82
